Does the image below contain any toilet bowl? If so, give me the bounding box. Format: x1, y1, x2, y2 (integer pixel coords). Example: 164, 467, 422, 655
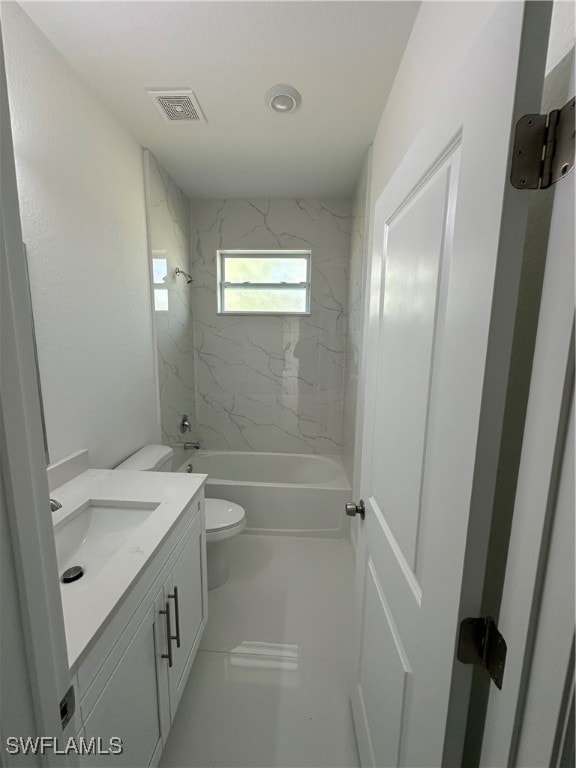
116, 445, 245, 590
205, 498, 246, 589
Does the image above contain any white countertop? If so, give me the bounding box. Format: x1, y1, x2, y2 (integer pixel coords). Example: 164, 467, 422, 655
51, 468, 206, 669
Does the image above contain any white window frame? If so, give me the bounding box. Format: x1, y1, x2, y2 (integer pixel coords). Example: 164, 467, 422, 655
217, 249, 311, 315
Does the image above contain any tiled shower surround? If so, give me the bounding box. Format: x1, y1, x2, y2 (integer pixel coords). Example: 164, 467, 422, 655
144, 151, 197, 446
146, 153, 358, 459
190, 199, 352, 454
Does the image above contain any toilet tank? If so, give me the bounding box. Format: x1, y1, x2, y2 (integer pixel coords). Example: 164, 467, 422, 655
115, 445, 174, 472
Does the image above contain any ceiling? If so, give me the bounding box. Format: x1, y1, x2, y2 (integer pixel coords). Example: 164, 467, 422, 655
20, 1, 420, 199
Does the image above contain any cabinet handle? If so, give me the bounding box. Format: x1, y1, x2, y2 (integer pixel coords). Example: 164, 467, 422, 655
159, 601, 173, 668
169, 586, 181, 648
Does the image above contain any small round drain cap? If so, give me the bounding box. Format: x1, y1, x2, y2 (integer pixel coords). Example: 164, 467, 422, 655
62, 565, 84, 583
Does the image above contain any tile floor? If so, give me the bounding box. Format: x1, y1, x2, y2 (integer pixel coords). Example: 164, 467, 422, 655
160, 534, 360, 767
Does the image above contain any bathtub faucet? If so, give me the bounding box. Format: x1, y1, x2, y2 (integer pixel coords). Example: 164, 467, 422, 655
184, 441, 201, 450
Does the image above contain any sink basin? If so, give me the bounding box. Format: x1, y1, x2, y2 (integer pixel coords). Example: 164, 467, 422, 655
55, 500, 158, 586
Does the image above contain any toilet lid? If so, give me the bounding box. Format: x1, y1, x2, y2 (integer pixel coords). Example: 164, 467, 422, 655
205, 498, 245, 532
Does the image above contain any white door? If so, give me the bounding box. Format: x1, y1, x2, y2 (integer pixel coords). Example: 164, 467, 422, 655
350, 4, 551, 766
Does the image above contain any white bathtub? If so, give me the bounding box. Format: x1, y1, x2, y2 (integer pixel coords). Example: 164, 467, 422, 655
172, 449, 351, 537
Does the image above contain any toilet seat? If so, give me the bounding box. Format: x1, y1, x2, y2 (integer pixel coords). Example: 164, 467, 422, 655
205, 498, 246, 542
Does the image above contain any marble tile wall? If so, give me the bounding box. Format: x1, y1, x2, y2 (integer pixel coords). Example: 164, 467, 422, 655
144, 151, 197, 446
189, 199, 352, 455
343, 152, 371, 482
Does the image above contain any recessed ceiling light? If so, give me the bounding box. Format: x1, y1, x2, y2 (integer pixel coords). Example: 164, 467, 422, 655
266, 85, 301, 114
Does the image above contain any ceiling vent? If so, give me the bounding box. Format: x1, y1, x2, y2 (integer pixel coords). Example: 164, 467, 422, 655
147, 89, 206, 123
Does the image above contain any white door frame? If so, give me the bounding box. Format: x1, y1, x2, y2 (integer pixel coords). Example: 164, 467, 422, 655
480, 58, 575, 763
0, 25, 71, 763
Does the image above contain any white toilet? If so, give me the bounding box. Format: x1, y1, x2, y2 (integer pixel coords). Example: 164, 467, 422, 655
204, 498, 245, 589
116, 445, 246, 589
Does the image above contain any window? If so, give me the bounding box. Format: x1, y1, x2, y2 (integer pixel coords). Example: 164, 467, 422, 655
217, 250, 311, 315
152, 253, 168, 312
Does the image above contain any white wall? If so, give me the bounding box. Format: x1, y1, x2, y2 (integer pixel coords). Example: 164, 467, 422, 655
370, 1, 497, 201
547, 0, 575, 74
2, 4, 159, 468
343, 150, 370, 484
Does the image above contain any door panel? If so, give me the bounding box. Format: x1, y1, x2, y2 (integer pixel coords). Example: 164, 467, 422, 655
358, 556, 410, 768
371, 161, 456, 572
357, 142, 460, 768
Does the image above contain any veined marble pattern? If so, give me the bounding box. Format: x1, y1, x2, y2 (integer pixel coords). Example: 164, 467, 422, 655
145, 151, 197, 446
343, 152, 370, 482
190, 199, 351, 454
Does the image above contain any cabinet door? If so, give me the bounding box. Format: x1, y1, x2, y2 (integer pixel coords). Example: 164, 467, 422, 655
167, 514, 207, 716
81, 604, 163, 768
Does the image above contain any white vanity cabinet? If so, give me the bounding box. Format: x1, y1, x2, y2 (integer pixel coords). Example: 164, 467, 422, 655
158, 511, 207, 719
74, 491, 207, 767
81, 601, 164, 767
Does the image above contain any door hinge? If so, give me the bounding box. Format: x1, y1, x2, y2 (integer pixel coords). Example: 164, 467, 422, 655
510, 96, 575, 189
59, 684, 75, 730
457, 616, 507, 690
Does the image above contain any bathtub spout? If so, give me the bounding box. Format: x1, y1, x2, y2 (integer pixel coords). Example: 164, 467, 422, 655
184, 441, 201, 450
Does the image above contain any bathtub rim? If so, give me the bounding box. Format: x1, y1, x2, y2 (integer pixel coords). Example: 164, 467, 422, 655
204, 478, 350, 538
171, 448, 351, 491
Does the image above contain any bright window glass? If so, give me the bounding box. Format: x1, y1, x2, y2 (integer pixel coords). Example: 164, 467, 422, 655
154, 288, 169, 312
152, 255, 168, 312
152, 258, 168, 284
218, 250, 311, 315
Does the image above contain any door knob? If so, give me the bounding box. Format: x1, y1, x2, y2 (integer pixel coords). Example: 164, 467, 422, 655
346, 500, 365, 520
